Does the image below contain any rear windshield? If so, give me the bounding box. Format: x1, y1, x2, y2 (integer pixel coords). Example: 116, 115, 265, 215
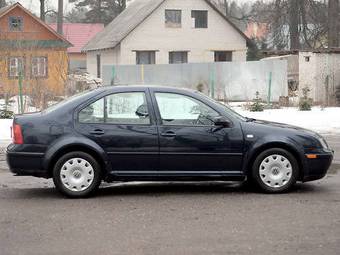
43, 90, 95, 114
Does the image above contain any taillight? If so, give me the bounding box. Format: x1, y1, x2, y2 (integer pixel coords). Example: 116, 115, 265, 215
12, 123, 23, 144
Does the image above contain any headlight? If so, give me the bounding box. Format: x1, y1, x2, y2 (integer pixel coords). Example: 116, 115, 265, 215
318, 137, 329, 149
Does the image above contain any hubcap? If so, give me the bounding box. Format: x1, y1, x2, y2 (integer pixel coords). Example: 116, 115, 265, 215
259, 154, 293, 188
60, 158, 94, 192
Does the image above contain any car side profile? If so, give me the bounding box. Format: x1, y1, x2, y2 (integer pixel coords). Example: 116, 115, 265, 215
6, 86, 333, 197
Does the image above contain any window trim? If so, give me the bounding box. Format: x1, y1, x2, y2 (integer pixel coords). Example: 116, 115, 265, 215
191, 10, 208, 29
153, 92, 224, 127
31, 56, 48, 78
8, 16, 23, 32
8, 56, 25, 79
77, 91, 153, 126
165, 9, 182, 28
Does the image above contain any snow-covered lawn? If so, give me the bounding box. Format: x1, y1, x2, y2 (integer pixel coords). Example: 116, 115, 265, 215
233, 107, 340, 135
0, 119, 12, 144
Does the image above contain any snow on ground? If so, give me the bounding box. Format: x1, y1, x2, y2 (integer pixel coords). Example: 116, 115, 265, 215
0, 119, 12, 144
233, 106, 340, 135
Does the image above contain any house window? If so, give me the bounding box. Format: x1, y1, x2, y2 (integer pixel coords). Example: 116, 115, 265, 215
165, 10, 181, 28
191, 10, 208, 28
169, 51, 188, 64
305, 56, 310, 62
214, 51, 232, 62
96, 54, 101, 78
8, 57, 24, 78
9, 16, 23, 31
31, 57, 47, 77
136, 51, 156, 65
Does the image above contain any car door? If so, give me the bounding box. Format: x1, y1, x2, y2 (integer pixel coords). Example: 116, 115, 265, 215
152, 91, 244, 173
75, 89, 159, 172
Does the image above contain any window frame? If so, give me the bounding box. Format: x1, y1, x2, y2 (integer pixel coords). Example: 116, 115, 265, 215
169, 51, 188, 64
165, 9, 182, 28
8, 16, 23, 32
153, 92, 222, 127
8, 56, 25, 79
191, 10, 208, 28
136, 51, 156, 65
77, 91, 153, 126
31, 56, 48, 78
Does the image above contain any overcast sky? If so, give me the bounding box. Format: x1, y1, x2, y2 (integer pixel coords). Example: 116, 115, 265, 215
16, 0, 258, 16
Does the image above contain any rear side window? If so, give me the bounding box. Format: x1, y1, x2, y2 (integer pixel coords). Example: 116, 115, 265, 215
79, 92, 150, 125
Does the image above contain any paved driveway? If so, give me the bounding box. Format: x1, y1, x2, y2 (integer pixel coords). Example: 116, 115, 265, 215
0, 135, 339, 255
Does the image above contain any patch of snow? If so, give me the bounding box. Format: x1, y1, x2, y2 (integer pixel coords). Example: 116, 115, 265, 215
233, 106, 340, 135
0, 119, 12, 143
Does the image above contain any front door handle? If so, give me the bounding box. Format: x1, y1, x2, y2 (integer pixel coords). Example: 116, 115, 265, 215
90, 129, 105, 136
161, 131, 176, 138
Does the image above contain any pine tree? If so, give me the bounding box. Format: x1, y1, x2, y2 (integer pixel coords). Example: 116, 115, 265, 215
69, 0, 127, 25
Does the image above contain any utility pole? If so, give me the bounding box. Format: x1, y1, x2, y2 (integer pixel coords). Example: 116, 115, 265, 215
39, 0, 45, 21
289, 0, 300, 50
328, 0, 339, 47
57, 0, 63, 35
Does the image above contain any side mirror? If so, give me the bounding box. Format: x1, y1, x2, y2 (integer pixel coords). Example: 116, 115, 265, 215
213, 116, 231, 128
136, 104, 149, 118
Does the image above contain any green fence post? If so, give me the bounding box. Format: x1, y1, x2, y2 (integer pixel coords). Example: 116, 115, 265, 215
210, 65, 216, 99
18, 70, 24, 114
111, 66, 116, 85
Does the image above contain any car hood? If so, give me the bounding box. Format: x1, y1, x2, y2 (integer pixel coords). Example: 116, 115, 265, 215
245, 119, 321, 138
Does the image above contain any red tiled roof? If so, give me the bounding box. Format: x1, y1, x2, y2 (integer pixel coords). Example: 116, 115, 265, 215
49, 23, 104, 53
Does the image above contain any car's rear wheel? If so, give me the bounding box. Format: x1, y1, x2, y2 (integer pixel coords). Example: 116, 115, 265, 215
53, 152, 102, 198
251, 148, 299, 193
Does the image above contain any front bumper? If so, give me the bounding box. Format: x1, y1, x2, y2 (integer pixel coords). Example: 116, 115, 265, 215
6, 144, 47, 178
302, 151, 334, 182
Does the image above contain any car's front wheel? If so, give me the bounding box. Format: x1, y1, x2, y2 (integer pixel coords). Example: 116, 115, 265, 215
252, 148, 299, 193
53, 152, 102, 198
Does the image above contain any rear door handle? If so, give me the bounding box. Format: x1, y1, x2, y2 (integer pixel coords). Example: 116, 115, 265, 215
90, 129, 105, 135
161, 131, 176, 138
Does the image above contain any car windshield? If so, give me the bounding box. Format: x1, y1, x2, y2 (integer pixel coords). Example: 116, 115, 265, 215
43, 90, 94, 114
196, 91, 247, 121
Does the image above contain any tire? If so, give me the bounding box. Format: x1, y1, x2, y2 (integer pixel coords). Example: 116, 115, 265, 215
251, 148, 299, 193
52, 151, 102, 198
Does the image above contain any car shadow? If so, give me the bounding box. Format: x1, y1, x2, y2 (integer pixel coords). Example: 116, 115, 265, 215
5, 180, 328, 200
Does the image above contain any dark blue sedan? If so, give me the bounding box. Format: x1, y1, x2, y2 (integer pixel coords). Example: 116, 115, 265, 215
6, 86, 333, 197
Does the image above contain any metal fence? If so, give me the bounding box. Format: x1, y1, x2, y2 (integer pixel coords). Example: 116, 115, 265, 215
103, 60, 288, 102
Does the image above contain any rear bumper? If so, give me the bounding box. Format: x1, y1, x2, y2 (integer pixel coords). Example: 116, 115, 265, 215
6, 144, 47, 178
302, 151, 333, 182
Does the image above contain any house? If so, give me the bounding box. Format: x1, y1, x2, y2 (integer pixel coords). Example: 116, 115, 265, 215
0, 3, 71, 107
83, 0, 248, 79
262, 49, 340, 106
49, 23, 104, 71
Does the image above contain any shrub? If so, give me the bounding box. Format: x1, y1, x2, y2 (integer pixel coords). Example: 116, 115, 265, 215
250, 91, 264, 112
0, 109, 14, 119
299, 87, 312, 111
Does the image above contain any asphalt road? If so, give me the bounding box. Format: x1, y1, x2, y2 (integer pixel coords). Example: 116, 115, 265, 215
0, 135, 340, 255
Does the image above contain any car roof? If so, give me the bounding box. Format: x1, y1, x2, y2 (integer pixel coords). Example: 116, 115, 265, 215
97, 85, 197, 93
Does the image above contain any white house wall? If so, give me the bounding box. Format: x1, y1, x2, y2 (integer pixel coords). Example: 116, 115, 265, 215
120, 0, 247, 65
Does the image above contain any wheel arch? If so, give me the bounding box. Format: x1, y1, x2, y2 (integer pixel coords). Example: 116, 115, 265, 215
245, 141, 305, 180
43, 137, 110, 178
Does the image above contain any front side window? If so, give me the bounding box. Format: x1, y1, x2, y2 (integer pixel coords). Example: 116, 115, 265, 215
165, 10, 181, 28
136, 51, 156, 65
169, 51, 188, 64
31, 57, 47, 77
191, 10, 208, 28
79, 92, 150, 125
9, 16, 23, 31
8, 57, 24, 78
214, 51, 232, 62
155, 93, 219, 126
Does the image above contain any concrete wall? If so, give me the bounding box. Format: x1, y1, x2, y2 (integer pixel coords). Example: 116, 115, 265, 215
86, 0, 247, 76
299, 52, 340, 105
102, 60, 287, 102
